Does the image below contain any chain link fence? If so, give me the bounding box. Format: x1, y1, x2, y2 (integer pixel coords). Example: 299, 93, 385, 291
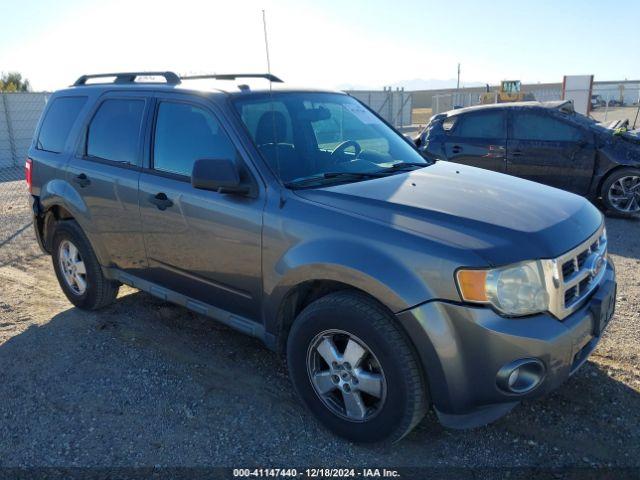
590, 87, 640, 127
347, 88, 412, 129
431, 87, 564, 114
1, 92, 48, 264
427, 84, 640, 131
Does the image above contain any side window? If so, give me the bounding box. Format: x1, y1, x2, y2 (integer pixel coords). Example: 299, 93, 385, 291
455, 111, 505, 138
86, 99, 145, 165
512, 112, 583, 142
153, 102, 237, 177
36, 96, 87, 153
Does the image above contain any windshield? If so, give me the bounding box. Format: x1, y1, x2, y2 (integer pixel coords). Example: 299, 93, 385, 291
233, 92, 428, 187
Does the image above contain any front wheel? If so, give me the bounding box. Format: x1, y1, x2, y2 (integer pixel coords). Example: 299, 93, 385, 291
601, 168, 640, 217
287, 291, 428, 443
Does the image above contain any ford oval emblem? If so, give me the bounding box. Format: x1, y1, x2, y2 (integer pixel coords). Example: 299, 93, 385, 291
586, 253, 605, 278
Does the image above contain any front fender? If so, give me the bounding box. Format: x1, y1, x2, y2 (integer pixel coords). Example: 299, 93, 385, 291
263, 237, 436, 334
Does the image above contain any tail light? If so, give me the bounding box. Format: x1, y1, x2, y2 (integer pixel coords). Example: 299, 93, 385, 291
25, 157, 33, 193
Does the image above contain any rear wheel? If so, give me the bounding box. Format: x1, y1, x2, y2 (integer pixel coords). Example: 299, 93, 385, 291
601, 168, 640, 217
52, 221, 119, 310
287, 291, 428, 443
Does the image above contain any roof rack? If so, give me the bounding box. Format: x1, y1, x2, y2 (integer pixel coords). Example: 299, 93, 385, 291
73, 71, 181, 86
180, 73, 283, 83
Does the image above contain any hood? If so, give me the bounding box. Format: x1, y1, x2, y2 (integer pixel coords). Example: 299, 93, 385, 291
295, 161, 603, 266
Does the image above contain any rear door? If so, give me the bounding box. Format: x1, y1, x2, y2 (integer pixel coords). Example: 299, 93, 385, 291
138, 93, 264, 320
65, 92, 150, 272
442, 110, 507, 172
506, 110, 595, 194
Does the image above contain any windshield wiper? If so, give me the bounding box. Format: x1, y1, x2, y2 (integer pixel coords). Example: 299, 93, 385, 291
284, 171, 389, 189
383, 162, 430, 171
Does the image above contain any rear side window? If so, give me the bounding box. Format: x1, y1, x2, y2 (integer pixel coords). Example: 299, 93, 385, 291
36, 96, 87, 153
153, 102, 237, 176
512, 112, 583, 142
86, 99, 145, 165
455, 111, 505, 138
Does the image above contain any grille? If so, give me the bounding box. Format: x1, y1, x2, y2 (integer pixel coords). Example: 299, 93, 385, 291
556, 227, 607, 314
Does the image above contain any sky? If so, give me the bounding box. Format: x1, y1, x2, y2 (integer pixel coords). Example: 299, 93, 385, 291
1, 0, 638, 91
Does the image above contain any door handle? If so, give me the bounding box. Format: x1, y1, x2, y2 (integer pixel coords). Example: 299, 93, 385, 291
73, 173, 91, 188
511, 150, 524, 157
452, 145, 462, 153
148, 192, 174, 211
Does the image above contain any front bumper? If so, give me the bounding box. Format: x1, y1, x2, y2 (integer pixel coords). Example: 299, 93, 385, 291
397, 262, 616, 429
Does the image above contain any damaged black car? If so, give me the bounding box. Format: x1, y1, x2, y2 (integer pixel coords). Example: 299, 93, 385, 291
417, 101, 640, 216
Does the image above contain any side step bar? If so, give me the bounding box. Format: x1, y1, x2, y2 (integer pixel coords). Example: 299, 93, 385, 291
103, 267, 274, 348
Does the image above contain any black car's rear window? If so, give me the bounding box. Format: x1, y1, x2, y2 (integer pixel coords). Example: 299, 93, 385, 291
36, 96, 87, 153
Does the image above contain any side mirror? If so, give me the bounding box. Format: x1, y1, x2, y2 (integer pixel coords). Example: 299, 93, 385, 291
191, 158, 249, 194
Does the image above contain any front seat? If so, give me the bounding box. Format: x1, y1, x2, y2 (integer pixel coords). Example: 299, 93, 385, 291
254, 111, 308, 181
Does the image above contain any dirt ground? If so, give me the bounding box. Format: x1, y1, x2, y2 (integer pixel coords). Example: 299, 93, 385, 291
0, 177, 638, 469
590, 106, 640, 127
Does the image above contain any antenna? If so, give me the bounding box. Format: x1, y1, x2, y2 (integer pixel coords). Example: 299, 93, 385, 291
261, 9, 282, 187
262, 10, 272, 77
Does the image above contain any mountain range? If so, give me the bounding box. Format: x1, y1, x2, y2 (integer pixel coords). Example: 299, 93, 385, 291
338, 78, 486, 91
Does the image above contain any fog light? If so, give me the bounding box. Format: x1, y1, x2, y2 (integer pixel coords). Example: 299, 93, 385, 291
497, 359, 545, 394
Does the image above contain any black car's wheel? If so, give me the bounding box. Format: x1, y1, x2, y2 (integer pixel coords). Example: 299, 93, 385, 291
287, 291, 427, 443
52, 220, 119, 310
601, 168, 640, 217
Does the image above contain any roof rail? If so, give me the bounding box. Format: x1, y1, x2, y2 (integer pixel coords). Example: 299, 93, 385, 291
73, 71, 181, 86
180, 73, 283, 83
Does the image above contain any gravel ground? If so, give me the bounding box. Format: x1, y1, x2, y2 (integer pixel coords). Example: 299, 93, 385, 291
0, 176, 638, 469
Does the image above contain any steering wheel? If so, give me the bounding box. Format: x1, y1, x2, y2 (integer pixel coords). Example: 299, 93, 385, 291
330, 140, 362, 163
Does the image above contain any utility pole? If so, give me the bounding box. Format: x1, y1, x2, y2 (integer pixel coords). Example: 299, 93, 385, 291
456, 63, 460, 90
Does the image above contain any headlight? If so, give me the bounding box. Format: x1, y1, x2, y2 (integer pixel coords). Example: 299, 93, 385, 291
456, 260, 550, 316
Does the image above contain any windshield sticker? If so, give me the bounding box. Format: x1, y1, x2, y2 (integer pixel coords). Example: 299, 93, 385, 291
344, 103, 378, 125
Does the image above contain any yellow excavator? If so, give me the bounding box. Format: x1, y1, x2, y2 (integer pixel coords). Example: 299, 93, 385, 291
480, 80, 535, 104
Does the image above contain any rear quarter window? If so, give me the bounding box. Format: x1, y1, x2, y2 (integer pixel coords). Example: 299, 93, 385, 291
442, 117, 456, 131
36, 96, 87, 153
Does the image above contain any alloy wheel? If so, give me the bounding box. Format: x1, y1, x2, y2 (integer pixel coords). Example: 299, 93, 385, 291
306, 329, 387, 422
608, 175, 640, 213
58, 239, 87, 295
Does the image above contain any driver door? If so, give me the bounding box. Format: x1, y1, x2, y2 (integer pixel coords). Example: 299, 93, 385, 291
138, 94, 265, 320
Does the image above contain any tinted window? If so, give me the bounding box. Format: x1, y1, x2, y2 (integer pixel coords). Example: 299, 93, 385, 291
153, 102, 236, 176
86, 99, 145, 164
455, 111, 505, 138
37, 96, 87, 153
512, 112, 583, 141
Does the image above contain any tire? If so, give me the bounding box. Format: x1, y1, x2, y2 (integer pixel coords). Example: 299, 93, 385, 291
287, 291, 428, 443
51, 220, 119, 310
600, 168, 640, 217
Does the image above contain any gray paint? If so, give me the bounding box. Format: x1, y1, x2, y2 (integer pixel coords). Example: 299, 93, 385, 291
28, 81, 616, 429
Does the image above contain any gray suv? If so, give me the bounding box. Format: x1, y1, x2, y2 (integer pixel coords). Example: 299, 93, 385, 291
27, 72, 617, 443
